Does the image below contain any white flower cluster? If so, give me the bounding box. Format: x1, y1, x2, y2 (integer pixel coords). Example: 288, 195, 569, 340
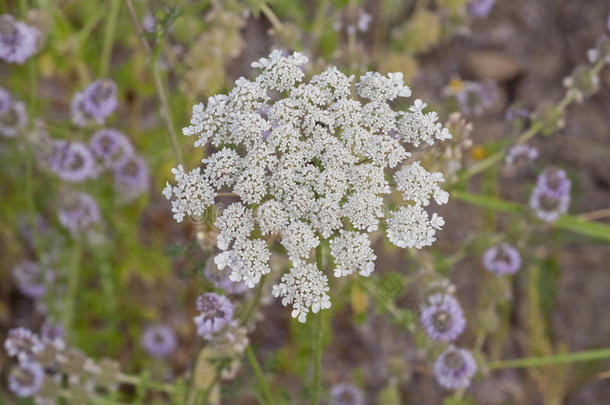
165, 50, 451, 322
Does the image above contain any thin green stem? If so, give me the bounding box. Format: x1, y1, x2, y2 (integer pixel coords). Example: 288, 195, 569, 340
310, 245, 325, 405
458, 59, 606, 183
240, 276, 266, 325
245, 345, 274, 405
124, 0, 184, 165
100, 0, 120, 77
64, 240, 83, 342
488, 348, 610, 370
259, 3, 284, 32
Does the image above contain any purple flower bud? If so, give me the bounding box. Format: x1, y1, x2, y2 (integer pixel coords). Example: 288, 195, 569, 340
434, 347, 477, 390
0, 14, 40, 64
467, 0, 496, 18
12, 260, 54, 299
330, 383, 365, 405
89, 128, 134, 169
4, 327, 43, 363
58, 191, 101, 234
71, 79, 118, 126
141, 325, 177, 357
420, 294, 466, 342
482, 243, 521, 276
194, 293, 234, 339
8, 361, 44, 397
47, 140, 97, 182
113, 154, 150, 199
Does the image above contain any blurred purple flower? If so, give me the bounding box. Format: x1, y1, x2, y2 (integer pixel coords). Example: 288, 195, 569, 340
421, 293, 466, 342
536, 167, 571, 199
8, 361, 44, 397
113, 153, 150, 199
505, 144, 538, 166
47, 140, 98, 182
529, 185, 570, 223
89, 128, 134, 169
71, 79, 118, 126
482, 243, 521, 276
12, 260, 54, 299
0, 97, 27, 137
330, 383, 365, 405
434, 347, 477, 390
467, 0, 496, 18
58, 191, 101, 234
194, 293, 234, 339
40, 321, 66, 351
443, 78, 498, 116
4, 327, 42, 363
0, 14, 40, 64
142, 14, 156, 33
141, 324, 177, 357
204, 259, 248, 295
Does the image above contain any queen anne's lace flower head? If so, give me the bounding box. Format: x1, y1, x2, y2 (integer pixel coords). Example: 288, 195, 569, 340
482, 243, 521, 275
167, 51, 451, 322
420, 294, 466, 342
434, 346, 477, 390
141, 325, 177, 357
0, 14, 40, 64
194, 293, 235, 339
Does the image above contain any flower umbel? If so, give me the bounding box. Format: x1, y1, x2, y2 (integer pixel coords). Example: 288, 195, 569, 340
166, 50, 451, 322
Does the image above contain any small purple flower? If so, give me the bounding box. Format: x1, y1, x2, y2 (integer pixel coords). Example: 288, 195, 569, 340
142, 14, 156, 33
529, 186, 570, 223
330, 383, 365, 405
4, 327, 43, 363
89, 128, 134, 169
443, 78, 498, 116
0, 14, 40, 64
536, 167, 571, 199
141, 325, 177, 357
47, 140, 97, 182
0, 99, 27, 137
194, 293, 234, 339
420, 294, 466, 342
434, 347, 477, 390
57, 191, 101, 234
482, 243, 521, 276
12, 260, 54, 299
504, 106, 530, 122
467, 0, 496, 18
71, 79, 118, 126
204, 259, 248, 295
505, 144, 538, 166
8, 361, 44, 397
113, 154, 150, 199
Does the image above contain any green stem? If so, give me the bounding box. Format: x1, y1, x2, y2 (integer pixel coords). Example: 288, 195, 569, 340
64, 240, 83, 342
488, 348, 610, 370
245, 345, 274, 405
124, 0, 184, 165
116, 372, 177, 394
310, 245, 325, 405
310, 310, 324, 405
259, 3, 284, 32
100, 0, 121, 77
240, 276, 266, 325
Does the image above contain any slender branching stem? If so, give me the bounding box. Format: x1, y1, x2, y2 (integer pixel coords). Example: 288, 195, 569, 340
100, 0, 121, 78
245, 345, 275, 405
